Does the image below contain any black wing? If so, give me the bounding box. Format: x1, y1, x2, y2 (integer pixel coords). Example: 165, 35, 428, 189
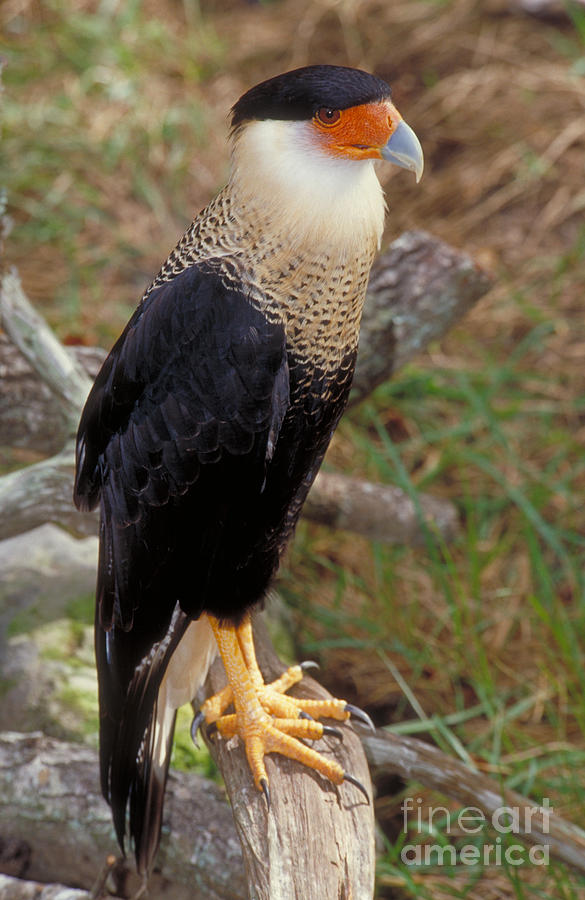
74, 262, 289, 866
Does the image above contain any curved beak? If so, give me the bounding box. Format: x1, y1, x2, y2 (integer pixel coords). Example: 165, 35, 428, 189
381, 119, 424, 183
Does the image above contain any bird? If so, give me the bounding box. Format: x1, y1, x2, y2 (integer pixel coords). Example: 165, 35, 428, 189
74, 64, 423, 876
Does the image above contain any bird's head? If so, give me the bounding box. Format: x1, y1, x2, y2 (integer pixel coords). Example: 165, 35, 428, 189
231, 65, 423, 183
229, 66, 423, 251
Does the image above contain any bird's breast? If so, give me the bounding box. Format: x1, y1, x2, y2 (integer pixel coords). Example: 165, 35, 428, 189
250, 239, 376, 374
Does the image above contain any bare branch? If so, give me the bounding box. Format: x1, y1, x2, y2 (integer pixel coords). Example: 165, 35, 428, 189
0, 270, 91, 430
0, 446, 96, 540
363, 730, 585, 874
304, 470, 458, 545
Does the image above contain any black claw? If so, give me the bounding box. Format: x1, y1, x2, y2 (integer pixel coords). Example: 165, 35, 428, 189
260, 778, 271, 810
322, 725, 343, 741
345, 703, 375, 732
190, 711, 205, 748
343, 772, 371, 803
300, 660, 320, 672
206, 722, 218, 742
298, 710, 314, 720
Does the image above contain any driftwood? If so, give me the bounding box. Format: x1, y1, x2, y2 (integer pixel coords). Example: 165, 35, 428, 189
0, 230, 491, 546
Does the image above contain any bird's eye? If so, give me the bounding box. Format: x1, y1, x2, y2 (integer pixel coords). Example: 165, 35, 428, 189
315, 107, 341, 127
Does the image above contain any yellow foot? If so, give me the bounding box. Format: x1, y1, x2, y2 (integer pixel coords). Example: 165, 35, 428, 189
192, 614, 372, 803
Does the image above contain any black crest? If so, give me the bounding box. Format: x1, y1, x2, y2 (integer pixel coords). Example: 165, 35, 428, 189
231, 65, 391, 128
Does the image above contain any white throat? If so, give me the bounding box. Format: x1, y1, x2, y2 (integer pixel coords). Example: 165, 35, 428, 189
230, 119, 386, 255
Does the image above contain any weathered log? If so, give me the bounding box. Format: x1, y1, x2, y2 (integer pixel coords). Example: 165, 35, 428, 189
3, 721, 585, 899
200, 614, 375, 900
350, 230, 492, 405
0, 732, 245, 900
0, 874, 89, 900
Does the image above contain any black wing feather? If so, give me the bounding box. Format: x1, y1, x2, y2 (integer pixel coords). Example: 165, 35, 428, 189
74, 263, 289, 867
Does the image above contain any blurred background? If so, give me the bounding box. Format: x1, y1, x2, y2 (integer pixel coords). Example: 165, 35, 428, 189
2, 0, 585, 897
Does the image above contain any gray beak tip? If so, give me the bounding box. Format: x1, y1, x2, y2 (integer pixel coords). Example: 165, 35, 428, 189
381, 119, 424, 183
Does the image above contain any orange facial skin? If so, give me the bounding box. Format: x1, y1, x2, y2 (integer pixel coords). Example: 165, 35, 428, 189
311, 100, 403, 161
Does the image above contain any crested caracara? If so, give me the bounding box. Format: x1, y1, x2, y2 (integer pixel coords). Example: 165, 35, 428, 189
74, 64, 423, 875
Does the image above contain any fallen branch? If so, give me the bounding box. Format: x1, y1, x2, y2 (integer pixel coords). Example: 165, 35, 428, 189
0, 445, 97, 539
363, 730, 585, 874
4, 716, 585, 899
0, 731, 245, 900
0, 436, 458, 545
350, 230, 492, 405
304, 470, 458, 545
0, 873, 89, 900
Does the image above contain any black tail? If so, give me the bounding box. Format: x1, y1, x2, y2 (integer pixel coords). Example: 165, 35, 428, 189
96, 605, 189, 874
130, 699, 177, 874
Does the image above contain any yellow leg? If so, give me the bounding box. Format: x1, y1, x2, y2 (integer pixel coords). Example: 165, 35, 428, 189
197, 613, 369, 799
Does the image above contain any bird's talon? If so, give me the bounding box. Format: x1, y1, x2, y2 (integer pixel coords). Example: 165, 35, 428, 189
300, 660, 320, 672
206, 722, 219, 741
343, 772, 370, 803
345, 703, 375, 732
190, 710, 205, 748
260, 777, 271, 810
298, 710, 314, 720
322, 725, 343, 741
